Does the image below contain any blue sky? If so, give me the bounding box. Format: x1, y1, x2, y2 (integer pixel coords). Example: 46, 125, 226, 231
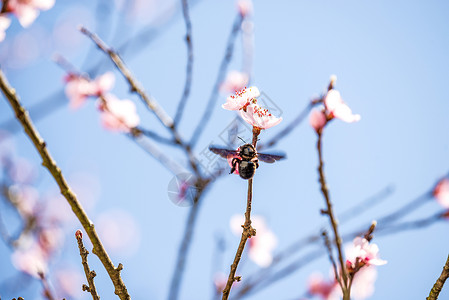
1, 0, 449, 299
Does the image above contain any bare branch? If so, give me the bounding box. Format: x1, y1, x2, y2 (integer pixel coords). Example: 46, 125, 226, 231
80, 26, 174, 129
222, 127, 260, 300
76, 230, 100, 300
427, 254, 449, 300
174, 0, 194, 126
316, 131, 349, 298
190, 14, 243, 148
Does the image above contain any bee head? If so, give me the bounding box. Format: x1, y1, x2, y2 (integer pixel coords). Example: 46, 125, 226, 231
239, 144, 256, 160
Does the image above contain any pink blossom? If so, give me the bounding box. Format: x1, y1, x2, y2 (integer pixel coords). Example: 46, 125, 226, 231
98, 95, 140, 133
324, 90, 361, 123
239, 104, 282, 129
433, 178, 449, 208
7, 0, 55, 28
307, 272, 339, 300
346, 237, 387, 271
11, 245, 48, 278
0, 15, 11, 42
230, 214, 277, 267
96, 210, 141, 256
221, 71, 249, 94
38, 227, 64, 255
222, 86, 259, 111
8, 184, 39, 218
350, 267, 378, 300
309, 109, 327, 132
237, 0, 253, 17
8, 157, 37, 184
65, 72, 115, 109
55, 268, 84, 298
91, 71, 115, 96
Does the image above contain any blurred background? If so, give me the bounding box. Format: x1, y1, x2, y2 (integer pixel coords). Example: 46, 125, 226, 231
0, 0, 449, 299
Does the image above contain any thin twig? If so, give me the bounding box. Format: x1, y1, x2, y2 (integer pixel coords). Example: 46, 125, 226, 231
80, 26, 174, 128
321, 230, 343, 290
80, 27, 202, 179
190, 14, 243, 148
38, 272, 56, 300
427, 254, 449, 300
233, 184, 394, 297
168, 187, 206, 300
222, 127, 260, 300
234, 211, 447, 299
1, 2, 203, 134
76, 230, 100, 300
174, 0, 194, 126
130, 135, 186, 176
259, 102, 315, 150
316, 131, 348, 298
0, 69, 131, 300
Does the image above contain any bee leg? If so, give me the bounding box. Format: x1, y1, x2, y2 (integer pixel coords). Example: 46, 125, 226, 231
254, 159, 259, 169
230, 158, 240, 174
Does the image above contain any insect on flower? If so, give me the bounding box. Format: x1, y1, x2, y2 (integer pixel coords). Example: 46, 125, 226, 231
209, 143, 285, 180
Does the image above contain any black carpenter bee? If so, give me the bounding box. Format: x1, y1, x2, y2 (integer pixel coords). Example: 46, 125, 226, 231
209, 143, 285, 180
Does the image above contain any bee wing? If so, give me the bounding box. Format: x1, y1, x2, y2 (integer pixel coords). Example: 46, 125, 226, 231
209, 145, 239, 159
257, 152, 286, 163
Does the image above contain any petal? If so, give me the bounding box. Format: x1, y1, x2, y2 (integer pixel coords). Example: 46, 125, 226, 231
324, 89, 342, 112
332, 102, 361, 123
14, 4, 39, 27
94, 72, 115, 95
309, 109, 327, 131
33, 0, 55, 10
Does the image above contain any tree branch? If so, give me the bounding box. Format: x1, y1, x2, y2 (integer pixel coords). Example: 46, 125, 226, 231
427, 254, 449, 300
174, 0, 194, 126
76, 230, 100, 300
316, 131, 349, 298
0, 69, 131, 300
222, 127, 260, 300
189, 14, 243, 148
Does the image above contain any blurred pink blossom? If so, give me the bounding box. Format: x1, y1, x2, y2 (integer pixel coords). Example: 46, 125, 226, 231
222, 86, 259, 111
7, 0, 55, 28
8, 157, 37, 184
64, 72, 115, 109
237, 0, 253, 17
0, 15, 11, 42
239, 104, 282, 129
230, 214, 277, 267
350, 267, 378, 300
221, 71, 249, 94
8, 184, 39, 218
38, 226, 64, 255
433, 178, 449, 208
309, 109, 327, 132
55, 268, 84, 298
346, 237, 387, 271
324, 89, 361, 123
96, 210, 141, 256
307, 272, 339, 300
98, 95, 140, 132
11, 244, 48, 278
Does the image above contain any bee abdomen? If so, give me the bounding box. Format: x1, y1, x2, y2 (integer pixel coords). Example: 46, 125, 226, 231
238, 161, 256, 180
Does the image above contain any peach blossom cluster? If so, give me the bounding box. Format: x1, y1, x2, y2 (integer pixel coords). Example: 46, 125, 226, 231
307, 236, 386, 300
222, 86, 282, 130
0, 0, 55, 42
309, 76, 361, 132
64, 72, 140, 133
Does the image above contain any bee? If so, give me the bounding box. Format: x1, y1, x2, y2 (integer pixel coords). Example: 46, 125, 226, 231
209, 143, 286, 180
